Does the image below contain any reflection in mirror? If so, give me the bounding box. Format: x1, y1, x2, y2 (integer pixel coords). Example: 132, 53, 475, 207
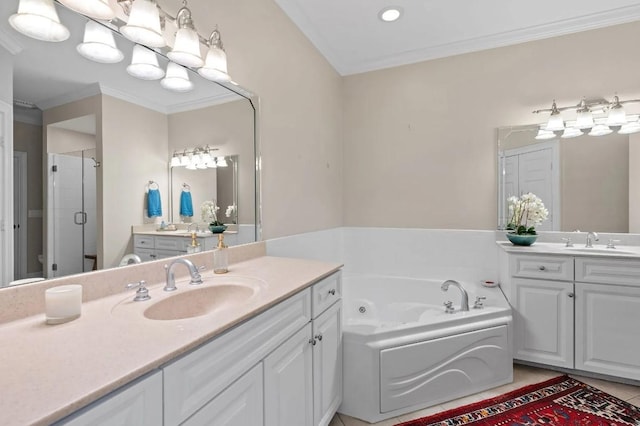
498, 125, 637, 233
2, 1, 258, 287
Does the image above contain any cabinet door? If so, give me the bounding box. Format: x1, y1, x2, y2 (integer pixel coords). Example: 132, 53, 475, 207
134, 247, 157, 262
513, 278, 574, 368
183, 363, 263, 426
56, 371, 162, 426
264, 323, 314, 426
575, 283, 640, 380
313, 301, 342, 426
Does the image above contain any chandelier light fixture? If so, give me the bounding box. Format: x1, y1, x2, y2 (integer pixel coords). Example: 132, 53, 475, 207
170, 147, 228, 169
534, 95, 640, 139
8, 0, 233, 89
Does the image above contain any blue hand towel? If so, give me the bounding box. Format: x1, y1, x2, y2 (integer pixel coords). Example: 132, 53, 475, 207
180, 190, 193, 217
147, 188, 162, 217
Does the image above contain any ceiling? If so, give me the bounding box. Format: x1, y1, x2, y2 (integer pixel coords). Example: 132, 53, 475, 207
274, 0, 640, 76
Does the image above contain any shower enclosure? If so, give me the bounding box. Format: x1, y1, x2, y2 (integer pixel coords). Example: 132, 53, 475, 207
46, 150, 97, 278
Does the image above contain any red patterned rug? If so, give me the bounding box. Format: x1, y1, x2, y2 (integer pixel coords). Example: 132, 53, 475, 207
396, 375, 640, 426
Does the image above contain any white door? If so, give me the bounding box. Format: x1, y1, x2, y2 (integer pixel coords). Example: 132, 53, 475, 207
513, 277, 574, 368
183, 364, 264, 426
312, 301, 343, 426
13, 151, 27, 280
264, 323, 314, 426
501, 155, 519, 226
575, 283, 640, 380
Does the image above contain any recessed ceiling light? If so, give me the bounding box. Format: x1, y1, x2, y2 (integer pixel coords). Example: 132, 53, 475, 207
379, 7, 402, 22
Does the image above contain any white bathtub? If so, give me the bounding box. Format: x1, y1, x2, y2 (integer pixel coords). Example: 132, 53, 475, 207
339, 275, 513, 423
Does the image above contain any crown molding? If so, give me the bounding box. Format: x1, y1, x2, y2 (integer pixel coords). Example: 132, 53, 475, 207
36, 83, 102, 111
0, 25, 23, 55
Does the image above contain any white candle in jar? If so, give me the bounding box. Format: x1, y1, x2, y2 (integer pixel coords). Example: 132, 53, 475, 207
45, 285, 82, 324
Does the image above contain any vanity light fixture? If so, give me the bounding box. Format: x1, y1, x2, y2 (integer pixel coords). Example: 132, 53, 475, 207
127, 44, 165, 80
534, 128, 556, 140
198, 28, 230, 82
58, 0, 115, 21
216, 156, 228, 167
167, 2, 203, 68
170, 152, 182, 167
379, 7, 402, 22
9, 0, 70, 42
534, 95, 640, 136
161, 62, 194, 92
119, 0, 165, 48
170, 146, 219, 168
77, 20, 124, 64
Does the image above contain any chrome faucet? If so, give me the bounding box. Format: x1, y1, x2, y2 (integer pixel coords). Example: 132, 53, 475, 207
585, 231, 599, 248
164, 258, 203, 291
441, 280, 469, 312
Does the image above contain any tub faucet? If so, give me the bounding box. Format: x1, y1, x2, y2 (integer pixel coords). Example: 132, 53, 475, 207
585, 231, 599, 248
441, 280, 469, 312
164, 258, 203, 291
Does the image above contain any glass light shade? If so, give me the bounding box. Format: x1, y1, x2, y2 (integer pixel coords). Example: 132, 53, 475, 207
168, 27, 203, 67
198, 46, 230, 82
575, 109, 594, 130
201, 151, 213, 164
588, 124, 613, 136
535, 128, 555, 140
561, 127, 583, 139
9, 0, 70, 42
120, 0, 165, 48
216, 157, 228, 167
161, 62, 194, 92
545, 113, 564, 132
207, 161, 217, 169
59, 0, 115, 20
127, 45, 164, 80
185, 162, 197, 170
606, 105, 626, 127
180, 154, 191, 166
618, 121, 640, 135
77, 21, 124, 64
170, 156, 181, 168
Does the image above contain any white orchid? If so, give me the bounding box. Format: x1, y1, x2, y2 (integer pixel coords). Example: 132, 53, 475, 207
201, 200, 221, 225
507, 192, 548, 234
225, 205, 236, 219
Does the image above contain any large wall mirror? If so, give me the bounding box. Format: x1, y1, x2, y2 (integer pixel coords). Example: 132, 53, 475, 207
1, 0, 259, 287
498, 124, 639, 234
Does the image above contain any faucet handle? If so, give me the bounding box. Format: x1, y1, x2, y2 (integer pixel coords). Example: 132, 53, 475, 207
126, 280, 151, 302
473, 296, 487, 309
443, 301, 454, 314
606, 239, 621, 249
189, 264, 205, 286
561, 238, 573, 247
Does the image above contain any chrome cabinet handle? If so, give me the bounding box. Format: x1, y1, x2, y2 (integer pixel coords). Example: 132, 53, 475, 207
568, 292, 574, 298
315, 333, 323, 341
538, 265, 546, 271
328, 289, 336, 296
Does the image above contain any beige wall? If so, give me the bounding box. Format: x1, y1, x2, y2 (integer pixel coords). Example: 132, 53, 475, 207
631, 134, 640, 233
187, 0, 344, 239
343, 21, 640, 230
168, 100, 253, 225
101, 95, 169, 268
13, 120, 43, 274
561, 134, 628, 232
47, 126, 96, 154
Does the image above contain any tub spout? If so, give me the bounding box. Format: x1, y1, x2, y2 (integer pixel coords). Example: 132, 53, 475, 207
441, 280, 469, 312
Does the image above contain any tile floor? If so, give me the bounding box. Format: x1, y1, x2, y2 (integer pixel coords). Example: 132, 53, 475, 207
329, 364, 640, 426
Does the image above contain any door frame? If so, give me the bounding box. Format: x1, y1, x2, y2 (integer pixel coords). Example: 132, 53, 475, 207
13, 151, 27, 279
0, 100, 12, 286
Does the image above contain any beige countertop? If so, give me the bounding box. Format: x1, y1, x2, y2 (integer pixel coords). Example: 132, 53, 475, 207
0, 256, 342, 426
497, 241, 640, 258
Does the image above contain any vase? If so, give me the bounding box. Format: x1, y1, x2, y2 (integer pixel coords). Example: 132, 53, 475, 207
209, 224, 227, 234
506, 233, 538, 246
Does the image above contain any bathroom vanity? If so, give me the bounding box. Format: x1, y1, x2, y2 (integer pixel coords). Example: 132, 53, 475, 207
0, 251, 342, 426
498, 242, 640, 382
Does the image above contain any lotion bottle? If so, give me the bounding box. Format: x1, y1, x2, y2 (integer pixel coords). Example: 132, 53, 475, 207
213, 234, 228, 274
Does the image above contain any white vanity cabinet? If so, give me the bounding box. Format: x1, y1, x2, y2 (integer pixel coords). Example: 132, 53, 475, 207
133, 234, 216, 261
504, 250, 640, 381
55, 371, 163, 426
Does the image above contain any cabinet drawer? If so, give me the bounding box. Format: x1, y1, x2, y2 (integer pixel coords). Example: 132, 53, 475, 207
163, 288, 312, 425
134, 248, 157, 262
511, 255, 573, 281
575, 257, 640, 286
155, 236, 182, 250
312, 271, 342, 319
133, 235, 154, 248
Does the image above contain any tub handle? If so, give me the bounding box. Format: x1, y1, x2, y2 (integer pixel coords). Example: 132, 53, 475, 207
315, 333, 323, 341
328, 289, 336, 296
309, 338, 317, 346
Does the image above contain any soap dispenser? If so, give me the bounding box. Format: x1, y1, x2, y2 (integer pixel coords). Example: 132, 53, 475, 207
213, 234, 228, 274
187, 232, 201, 254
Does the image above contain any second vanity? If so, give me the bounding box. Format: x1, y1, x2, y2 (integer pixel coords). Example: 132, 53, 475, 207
0, 252, 342, 426
498, 241, 640, 382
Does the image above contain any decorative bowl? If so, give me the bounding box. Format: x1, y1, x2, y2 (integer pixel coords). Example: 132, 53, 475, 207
506, 233, 538, 246
209, 224, 227, 234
